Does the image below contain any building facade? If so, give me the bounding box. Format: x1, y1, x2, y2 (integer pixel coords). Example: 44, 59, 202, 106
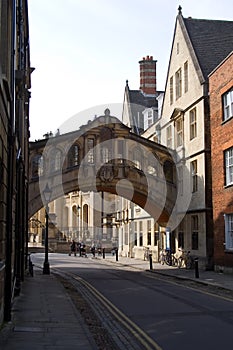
209, 51, 233, 272
0, 0, 32, 324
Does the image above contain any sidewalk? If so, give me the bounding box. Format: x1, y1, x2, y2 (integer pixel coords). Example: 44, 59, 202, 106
101, 254, 233, 292
0, 267, 98, 350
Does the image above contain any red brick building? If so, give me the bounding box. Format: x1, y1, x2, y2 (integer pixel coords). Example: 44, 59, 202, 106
209, 51, 233, 272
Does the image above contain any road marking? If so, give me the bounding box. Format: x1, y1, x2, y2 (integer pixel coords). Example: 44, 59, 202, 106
70, 272, 163, 350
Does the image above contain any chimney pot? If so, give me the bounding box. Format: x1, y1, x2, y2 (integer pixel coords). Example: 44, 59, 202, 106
139, 55, 157, 95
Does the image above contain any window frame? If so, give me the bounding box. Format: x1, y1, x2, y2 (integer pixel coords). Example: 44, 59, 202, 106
175, 117, 183, 147
225, 147, 233, 186
191, 215, 199, 250
189, 108, 197, 140
184, 61, 188, 93
175, 68, 182, 100
224, 213, 233, 250
191, 160, 198, 192
170, 76, 173, 105
223, 88, 233, 122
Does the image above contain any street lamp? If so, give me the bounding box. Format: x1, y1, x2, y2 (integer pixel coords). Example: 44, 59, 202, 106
43, 183, 52, 274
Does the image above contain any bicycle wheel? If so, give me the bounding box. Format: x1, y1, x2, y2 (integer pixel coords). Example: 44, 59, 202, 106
186, 257, 192, 269
177, 257, 183, 268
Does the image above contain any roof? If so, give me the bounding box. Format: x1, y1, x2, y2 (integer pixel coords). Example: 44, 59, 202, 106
183, 17, 233, 79
128, 89, 157, 108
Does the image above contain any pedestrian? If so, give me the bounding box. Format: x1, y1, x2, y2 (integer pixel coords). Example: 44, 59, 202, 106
91, 244, 96, 258
69, 240, 77, 256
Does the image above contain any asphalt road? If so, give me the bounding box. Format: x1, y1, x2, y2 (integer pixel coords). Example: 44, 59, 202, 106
32, 253, 233, 350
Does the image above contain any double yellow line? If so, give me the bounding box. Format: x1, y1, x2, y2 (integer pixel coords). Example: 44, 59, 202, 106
69, 272, 163, 350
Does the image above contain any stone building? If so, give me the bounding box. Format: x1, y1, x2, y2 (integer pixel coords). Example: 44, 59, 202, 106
122, 7, 233, 268
0, 0, 32, 324
209, 51, 233, 272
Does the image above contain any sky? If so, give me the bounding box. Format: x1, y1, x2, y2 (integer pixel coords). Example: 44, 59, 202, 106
28, 0, 233, 141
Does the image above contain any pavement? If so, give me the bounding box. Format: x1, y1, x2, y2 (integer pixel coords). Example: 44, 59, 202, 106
1, 254, 233, 350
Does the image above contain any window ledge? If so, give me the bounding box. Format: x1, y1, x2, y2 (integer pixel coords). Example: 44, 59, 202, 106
224, 183, 233, 189
221, 115, 233, 125
224, 249, 233, 254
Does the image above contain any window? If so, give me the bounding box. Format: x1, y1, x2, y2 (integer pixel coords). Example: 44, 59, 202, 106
177, 166, 183, 196
50, 149, 61, 172
166, 125, 172, 148
178, 220, 184, 248
225, 147, 233, 186
190, 108, 197, 140
134, 222, 137, 246
147, 220, 151, 245
224, 214, 233, 250
184, 61, 188, 93
133, 148, 142, 170
139, 221, 143, 246
154, 223, 159, 246
147, 110, 153, 127
175, 117, 183, 147
175, 68, 182, 99
68, 144, 79, 168
147, 153, 158, 175
101, 147, 111, 163
32, 154, 43, 177
87, 138, 94, 163
170, 76, 173, 105
191, 215, 199, 250
223, 88, 233, 121
191, 160, 198, 192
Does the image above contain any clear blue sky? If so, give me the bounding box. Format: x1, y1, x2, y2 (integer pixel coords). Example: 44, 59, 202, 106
28, 0, 233, 141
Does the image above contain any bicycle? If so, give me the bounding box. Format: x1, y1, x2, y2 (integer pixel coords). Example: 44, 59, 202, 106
143, 247, 152, 261
183, 251, 194, 269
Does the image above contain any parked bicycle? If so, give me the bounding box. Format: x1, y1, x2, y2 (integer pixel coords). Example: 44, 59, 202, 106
143, 247, 152, 261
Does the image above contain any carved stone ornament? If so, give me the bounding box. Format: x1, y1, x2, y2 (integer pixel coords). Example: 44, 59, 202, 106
99, 165, 114, 182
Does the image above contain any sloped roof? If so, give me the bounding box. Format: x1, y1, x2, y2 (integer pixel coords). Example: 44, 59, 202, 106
128, 89, 157, 108
183, 17, 233, 79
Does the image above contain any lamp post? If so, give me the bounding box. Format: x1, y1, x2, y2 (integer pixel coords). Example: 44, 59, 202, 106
77, 204, 81, 241
43, 183, 52, 274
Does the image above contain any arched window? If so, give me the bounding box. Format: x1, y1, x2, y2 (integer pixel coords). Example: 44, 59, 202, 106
164, 160, 173, 183
147, 153, 158, 176
132, 148, 143, 170
68, 144, 79, 168
50, 149, 62, 172
32, 154, 43, 178
101, 147, 111, 163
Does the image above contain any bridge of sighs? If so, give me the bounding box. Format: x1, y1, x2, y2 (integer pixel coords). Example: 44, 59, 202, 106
28, 110, 177, 228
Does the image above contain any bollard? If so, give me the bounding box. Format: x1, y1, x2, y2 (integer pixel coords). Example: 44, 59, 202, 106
149, 254, 153, 270
115, 248, 118, 261
103, 248, 105, 259
194, 258, 199, 278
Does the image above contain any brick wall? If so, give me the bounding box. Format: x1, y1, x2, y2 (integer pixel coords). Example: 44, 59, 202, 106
209, 52, 233, 269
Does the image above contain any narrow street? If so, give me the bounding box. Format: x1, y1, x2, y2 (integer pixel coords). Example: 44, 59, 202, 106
32, 253, 233, 350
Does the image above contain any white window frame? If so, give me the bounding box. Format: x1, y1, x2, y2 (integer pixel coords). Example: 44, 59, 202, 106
170, 76, 173, 105
190, 108, 197, 140
184, 61, 188, 93
224, 214, 233, 250
223, 88, 233, 121
175, 68, 182, 100
166, 125, 172, 148
175, 117, 183, 147
191, 160, 198, 192
225, 147, 233, 186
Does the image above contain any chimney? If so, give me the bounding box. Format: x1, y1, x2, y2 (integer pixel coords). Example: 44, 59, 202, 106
139, 55, 157, 95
